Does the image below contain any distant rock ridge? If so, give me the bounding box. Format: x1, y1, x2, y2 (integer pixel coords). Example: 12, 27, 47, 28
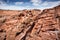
0, 5, 60, 40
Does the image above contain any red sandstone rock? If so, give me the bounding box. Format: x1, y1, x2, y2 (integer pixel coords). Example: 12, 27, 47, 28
0, 5, 60, 40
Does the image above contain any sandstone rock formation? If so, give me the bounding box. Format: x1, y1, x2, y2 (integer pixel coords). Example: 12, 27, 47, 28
0, 5, 60, 40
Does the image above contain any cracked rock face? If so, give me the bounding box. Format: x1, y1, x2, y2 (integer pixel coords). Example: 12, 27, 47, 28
0, 5, 60, 40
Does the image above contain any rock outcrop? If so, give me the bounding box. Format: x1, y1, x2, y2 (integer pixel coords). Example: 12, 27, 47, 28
0, 5, 60, 40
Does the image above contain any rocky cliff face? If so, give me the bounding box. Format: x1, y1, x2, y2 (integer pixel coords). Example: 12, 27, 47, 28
0, 5, 60, 40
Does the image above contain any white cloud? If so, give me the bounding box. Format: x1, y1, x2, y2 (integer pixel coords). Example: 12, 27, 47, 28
35, 1, 60, 10
31, 0, 60, 10
15, 2, 24, 5
31, 0, 60, 7
0, 0, 7, 5
0, 5, 26, 10
31, 0, 40, 3
0, 4, 34, 10
0, 1, 3, 4
42, 1, 60, 6
0, 0, 60, 10
41, 1, 60, 8
0, 1, 25, 10
31, 0, 42, 6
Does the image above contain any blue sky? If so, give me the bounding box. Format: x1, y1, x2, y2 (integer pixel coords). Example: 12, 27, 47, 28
0, 0, 60, 10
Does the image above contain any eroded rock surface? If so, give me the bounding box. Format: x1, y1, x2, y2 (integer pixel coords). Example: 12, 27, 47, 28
0, 5, 60, 40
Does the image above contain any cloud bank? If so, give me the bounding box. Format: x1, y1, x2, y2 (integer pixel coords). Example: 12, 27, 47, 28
0, 0, 60, 10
